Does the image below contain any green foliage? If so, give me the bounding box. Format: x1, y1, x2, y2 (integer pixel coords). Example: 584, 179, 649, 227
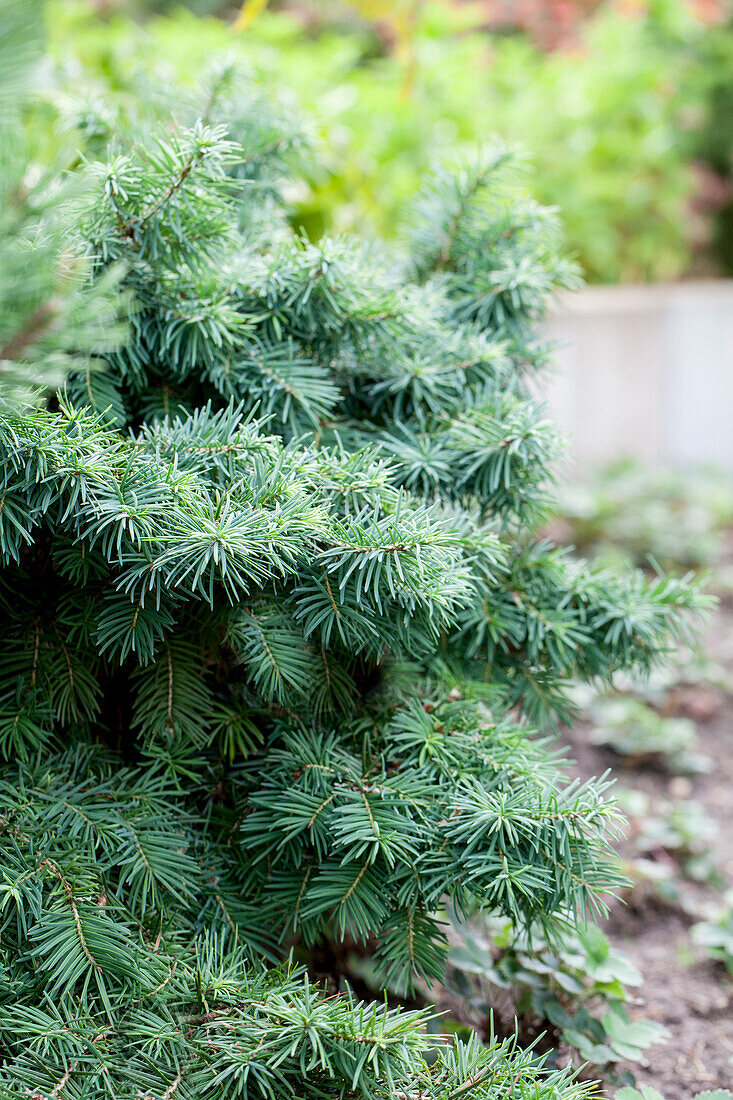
46, 0, 733, 283
617, 1087, 733, 1100
569, 638, 726, 776
0, 4, 707, 1096
447, 913, 668, 1077
586, 695, 709, 775
554, 461, 733, 571
618, 788, 721, 888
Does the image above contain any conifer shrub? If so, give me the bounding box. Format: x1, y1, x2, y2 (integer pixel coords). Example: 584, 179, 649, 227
0, 4, 706, 1096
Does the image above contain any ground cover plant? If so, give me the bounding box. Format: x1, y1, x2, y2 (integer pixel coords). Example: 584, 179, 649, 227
693, 896, 733, 976
0, 2, 708, 1096
552, 462, 733, 572
444, 913, 669, 1079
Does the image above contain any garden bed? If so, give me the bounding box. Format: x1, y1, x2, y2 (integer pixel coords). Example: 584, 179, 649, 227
563, 565, 733, 1095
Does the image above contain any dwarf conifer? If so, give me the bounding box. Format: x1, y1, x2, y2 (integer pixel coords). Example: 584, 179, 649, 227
0, 5, 703, 1096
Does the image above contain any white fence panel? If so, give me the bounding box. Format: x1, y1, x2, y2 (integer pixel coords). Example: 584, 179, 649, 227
544, 281, 733, 469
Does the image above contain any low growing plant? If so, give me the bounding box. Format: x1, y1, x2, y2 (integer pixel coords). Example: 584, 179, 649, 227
586, 695, 709, 775
618, 789, 721, 887
554, 462, 733, 572
693, 895, 733, 976
446, 914, 668, 1080
617, 1087, 733, 1100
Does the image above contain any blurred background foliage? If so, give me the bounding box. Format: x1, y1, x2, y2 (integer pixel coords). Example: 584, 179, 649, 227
43, 0, 733, 285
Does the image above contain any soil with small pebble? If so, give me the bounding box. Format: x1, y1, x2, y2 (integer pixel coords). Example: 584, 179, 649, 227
561, 598, 733, 1097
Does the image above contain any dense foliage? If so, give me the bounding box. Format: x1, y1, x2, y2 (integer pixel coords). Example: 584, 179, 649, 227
47, 0, 733, 282
0, 3, 706, 1096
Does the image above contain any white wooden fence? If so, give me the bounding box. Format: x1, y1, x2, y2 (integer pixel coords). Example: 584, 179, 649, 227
543, 281, 733, 470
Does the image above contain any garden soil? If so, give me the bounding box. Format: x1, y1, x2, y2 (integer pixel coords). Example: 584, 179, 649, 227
563, 601, 733, 1096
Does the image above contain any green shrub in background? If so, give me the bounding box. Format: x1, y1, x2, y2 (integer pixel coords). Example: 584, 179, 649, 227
46, 0, 732, 283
